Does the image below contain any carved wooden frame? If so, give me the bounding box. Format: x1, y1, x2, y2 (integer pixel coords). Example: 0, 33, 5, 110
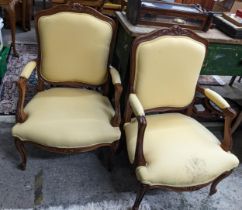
14, 3, 122, 171
124, 26, 236, 210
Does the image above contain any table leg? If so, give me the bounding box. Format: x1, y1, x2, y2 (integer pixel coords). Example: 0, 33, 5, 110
3, 1, 18, 57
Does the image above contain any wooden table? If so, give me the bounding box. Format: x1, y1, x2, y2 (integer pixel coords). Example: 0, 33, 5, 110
0, 0, 32, 57
113, 12, 242, 83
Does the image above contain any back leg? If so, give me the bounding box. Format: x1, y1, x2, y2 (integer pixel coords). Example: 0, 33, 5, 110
14, 138, 27, 170
132, 184, 149, 210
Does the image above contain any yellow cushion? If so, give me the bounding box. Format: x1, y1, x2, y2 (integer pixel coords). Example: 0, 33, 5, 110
134, 36, 206, 110
204, 88, 230, 109
12, 88, 121, 148
103, 3, 122, 10
124, 113, 239, 187
20, 61, 37, 79
129, 94, 145, 117
38, 12, 113, 85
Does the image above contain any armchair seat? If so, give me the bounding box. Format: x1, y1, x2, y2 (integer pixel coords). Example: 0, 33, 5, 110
125, 113, 239, 187
13, 88, 121, 148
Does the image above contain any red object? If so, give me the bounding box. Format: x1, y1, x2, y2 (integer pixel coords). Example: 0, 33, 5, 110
236, 9, 242, 18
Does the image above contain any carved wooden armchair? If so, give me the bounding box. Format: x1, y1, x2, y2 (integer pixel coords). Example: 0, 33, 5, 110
12, 4, 122, 170
124, 26, 239, 210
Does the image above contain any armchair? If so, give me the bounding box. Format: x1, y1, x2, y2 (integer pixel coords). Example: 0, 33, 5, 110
124, 26, 239, 210
12, 3, 122, 171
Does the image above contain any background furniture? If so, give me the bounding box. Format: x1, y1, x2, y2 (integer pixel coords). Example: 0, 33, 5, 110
114, 12, 242, 84
124, 26, 239, 210
12, 4, 122, 170
0, 0, 32, 56
0, 0, 19, 56
51, 0, 126, 15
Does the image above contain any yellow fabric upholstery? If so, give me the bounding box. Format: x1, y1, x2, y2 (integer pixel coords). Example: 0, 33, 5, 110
38, 12, 112, 85
20, 61, 37, 79
204, 88, 230, 109
129, 94, 145, 117
12, 88, 121, 148
103, 2, 122, 10
124, 113, 239, 187
134, 36, 206, 110
109, 66, 121, 84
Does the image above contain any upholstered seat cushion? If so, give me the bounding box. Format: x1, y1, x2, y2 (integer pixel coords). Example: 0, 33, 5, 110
12, 88, 121, 148
124, 113, 239, 187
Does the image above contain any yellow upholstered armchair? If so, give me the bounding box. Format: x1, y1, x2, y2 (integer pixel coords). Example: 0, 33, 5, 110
12, 3, 122, 170
124, 26, 239, 210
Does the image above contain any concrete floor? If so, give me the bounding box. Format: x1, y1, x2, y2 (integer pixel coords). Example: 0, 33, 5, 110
0, 122, 242, 210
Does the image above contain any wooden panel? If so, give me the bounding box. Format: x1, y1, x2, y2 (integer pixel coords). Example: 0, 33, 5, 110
201, 43, 242, 76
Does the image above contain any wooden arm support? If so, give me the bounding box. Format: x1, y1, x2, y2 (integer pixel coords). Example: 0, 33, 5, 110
16, 77, 28, 123
196, 86, 237, 151
134, 116, 147, 167
109, 66, 123, 127
111, 84, 123, 126
16, 60, 37, 123
128, 94, 147, 167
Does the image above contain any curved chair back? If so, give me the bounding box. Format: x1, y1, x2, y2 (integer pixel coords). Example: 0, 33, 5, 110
130, 26, 208, 111
35, 4, 115, 86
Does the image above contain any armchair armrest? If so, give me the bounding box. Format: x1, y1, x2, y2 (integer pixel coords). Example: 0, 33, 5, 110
129, 94, 145, 117
196, 86, 236, 151
204, 88, 230, 110
109, 66, 123, 127
20, 61, 37, 79
16, 60, 37, 123
109, 65, 121, 85
128, 93, 147, 167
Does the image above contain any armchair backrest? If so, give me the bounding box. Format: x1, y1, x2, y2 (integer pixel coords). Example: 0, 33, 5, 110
130, 26, 208, 111
35, 4, 115, 86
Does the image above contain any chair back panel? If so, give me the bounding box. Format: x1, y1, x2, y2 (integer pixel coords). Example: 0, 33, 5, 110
133, 36, 206, 110
38, 12, 113, 85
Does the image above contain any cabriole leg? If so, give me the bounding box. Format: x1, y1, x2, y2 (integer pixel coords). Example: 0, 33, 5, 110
209, 171, 232, 195
132, 184, 148, 210
14, 138, 27, 170
108, 141, 119, 171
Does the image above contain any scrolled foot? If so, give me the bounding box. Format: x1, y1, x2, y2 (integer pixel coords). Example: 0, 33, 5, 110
209, 171, 232, 196
209, 186, 217, 196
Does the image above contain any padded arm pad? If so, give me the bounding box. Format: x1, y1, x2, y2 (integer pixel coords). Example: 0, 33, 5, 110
129, 94, 145, 117
20, 61, 37, 79
204, 88, 230, 109
109, 66, 121, 84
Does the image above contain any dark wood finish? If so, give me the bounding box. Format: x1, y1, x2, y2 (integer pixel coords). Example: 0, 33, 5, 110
14, 138, 27, 170
196, 86, 237, 151
132, 184, 149, 210
67, 0, 105, 10
14, 139, 119, 170
175, 0, 215, 11
125, 26, 236, 209
108, 140, 119, 171
125, 25, 208, 122
229, 76, 237, 86
111, 83, 123, 126
134, 116, 146, 167
16, 77, 29, 123
127, 0, 213, 31
1, 0, 19, 56
132, 170, 233, 210
209, 170, 233, 195
14, 3, 122, 170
